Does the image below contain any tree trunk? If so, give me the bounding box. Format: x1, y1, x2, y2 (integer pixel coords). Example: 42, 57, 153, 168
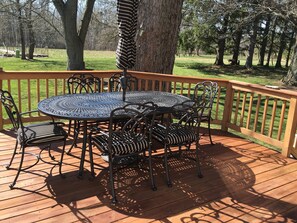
26, 0, 35, 60
266, 18, 277, 67
282, 35, 297, 86
214, 15, 228, 66
53, 0, 95, 70
286, 32, 296, 68
258, 15, 271, 66
245, 17, 259, 69
134, 0, 183, 74
16, 0, 26, 60
231, 28, 242, 65
275, 22, 288, 69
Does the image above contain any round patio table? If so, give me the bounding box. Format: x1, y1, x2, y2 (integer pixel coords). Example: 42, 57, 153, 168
38, 91, 191, 175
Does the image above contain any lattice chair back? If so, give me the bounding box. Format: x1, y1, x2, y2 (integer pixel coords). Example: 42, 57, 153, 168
192, 81, 218, 144
109, 73, 138, 92
67, 73, 101, 94
193, 81, 218, 114
0, 90, 22, 131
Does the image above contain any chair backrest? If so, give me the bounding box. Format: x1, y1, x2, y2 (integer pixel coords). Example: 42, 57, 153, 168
0, 90, 23, 131
108, 102, 157, 150
109, 73, 138, 92
192, 81, 218, 116
171, 100, 206, 128
67, 73, 101, 94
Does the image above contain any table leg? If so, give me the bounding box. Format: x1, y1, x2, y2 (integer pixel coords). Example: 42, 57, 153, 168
78, 120, 87, 177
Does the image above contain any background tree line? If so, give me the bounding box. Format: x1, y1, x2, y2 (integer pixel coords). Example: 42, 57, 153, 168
0, 0, 297, 86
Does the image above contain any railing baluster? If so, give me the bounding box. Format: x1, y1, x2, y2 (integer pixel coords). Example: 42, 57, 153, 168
253, 94, 261, 132
240, 92, 247, 127
268, 99, 278, 137
277, 101, 286, 140
28, 79, 31, 113
46, 79, 49, 98
233, 91, 241, 125
18, 80, 22, 112
215, 86, 221, 120
54, 79, 58, 95
173, 82, 177, 94
261, 96, 269, 135
246, 93, 254, 129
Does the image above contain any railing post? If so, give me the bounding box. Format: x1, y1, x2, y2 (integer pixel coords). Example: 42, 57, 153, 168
282, 97, 297, 157
0, 68, 3, 130
221, 82, 233, 131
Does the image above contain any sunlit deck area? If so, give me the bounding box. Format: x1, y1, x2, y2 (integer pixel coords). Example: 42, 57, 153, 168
1, 127, 297, 222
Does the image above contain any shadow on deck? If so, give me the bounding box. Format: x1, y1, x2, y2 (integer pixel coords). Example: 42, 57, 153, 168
0, 128, 297, 222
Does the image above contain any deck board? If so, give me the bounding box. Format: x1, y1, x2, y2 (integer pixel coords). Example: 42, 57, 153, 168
0, 129, 297, 222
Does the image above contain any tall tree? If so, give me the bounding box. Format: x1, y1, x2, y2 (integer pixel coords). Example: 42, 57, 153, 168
134, 0, 184, 74
258, 15, 271, 66
257, 0, 297, 86
275, 21, 288, 68
16, 0, 26, 59
52, 0, 95, 70
214, 14, 229, 66
245, 16, 259, 69
25, 0, 35, 59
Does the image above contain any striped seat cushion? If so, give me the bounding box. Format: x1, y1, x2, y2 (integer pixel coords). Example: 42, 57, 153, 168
92, 132, 148, 155
152, 124, 197, 145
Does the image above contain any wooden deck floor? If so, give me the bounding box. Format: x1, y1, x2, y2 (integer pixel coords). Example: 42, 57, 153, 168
1, 128, 297, 223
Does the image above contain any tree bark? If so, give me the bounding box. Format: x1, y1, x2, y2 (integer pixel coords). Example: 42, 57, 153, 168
16, 0, 26, 60
282, 35, 297, 86
26, 0, 35, 60
214, 15, 229, 66
53, 0, 95, 70
286, 32, 296, 67
275, 22, 288, 69
245, 17, 259, 69
266, 18, 277, 67
231, 28, 242, 65
134, 0, 184, 74
258, 15, 271, 66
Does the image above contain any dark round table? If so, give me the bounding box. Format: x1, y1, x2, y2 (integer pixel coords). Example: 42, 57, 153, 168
38, 91, 190, 121
38, 91, 190, 175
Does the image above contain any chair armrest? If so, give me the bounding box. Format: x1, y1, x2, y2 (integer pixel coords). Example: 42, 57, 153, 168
19, 109, 39, 117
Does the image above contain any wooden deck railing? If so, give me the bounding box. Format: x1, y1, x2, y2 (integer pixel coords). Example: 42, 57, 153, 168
0, 68, 296, 158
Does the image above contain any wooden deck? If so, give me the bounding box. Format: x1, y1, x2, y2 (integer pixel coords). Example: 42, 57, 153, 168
1, 128, 297, 223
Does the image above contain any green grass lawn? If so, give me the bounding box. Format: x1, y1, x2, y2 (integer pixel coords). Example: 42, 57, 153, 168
0, 49, 288, 86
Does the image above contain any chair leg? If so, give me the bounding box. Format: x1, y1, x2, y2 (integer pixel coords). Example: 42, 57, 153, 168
164, 144, 172, 187
148, 147, 157, 191
208, 118, 214, 145
67, 120, 79, 154
47, 144, 55, 160
59, 139, 67, 178
89, 139, 95, 178
6, 140, 18, 169
109, 155, 117, 204
10, 145, 25, 189
68, 120, 72, 135
195, 142, 203, 178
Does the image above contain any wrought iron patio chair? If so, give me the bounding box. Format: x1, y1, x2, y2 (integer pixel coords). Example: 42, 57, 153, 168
152, 100, 205, 187
109, 72, 138, 92
88, 102, 157, 203
67, 73, 102, 153
0, 89, 68, 189
192, 81, 218, 144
